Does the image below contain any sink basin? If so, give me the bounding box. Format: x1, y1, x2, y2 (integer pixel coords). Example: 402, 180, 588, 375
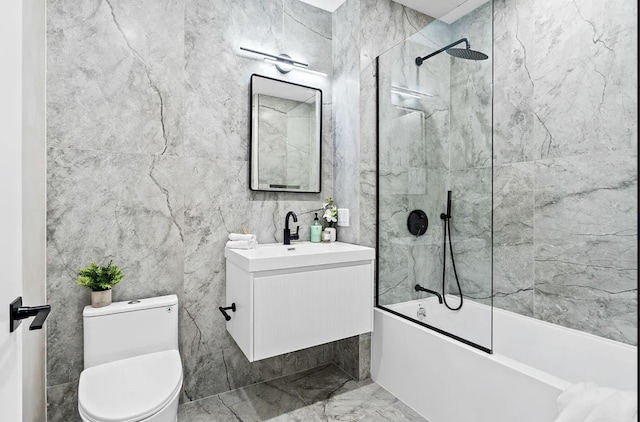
225, 241, 375, 272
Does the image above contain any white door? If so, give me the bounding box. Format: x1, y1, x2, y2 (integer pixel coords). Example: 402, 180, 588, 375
1, 0, 24, 420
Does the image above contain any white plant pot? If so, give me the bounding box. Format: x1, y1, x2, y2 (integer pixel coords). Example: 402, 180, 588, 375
91, 289, 112, 308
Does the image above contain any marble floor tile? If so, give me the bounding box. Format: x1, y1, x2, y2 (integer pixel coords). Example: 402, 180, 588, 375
178, 364, 426, 422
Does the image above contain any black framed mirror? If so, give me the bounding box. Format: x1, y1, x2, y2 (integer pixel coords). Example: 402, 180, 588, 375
249, 74, 322, 193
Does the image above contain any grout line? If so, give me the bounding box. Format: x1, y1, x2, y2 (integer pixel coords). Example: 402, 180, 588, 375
180, 362, 339, 407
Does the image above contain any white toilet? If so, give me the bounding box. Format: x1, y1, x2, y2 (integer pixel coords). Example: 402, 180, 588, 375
78, 295, 183, 422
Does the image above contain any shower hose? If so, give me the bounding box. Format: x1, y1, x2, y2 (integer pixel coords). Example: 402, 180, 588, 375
441, 193, 464, 311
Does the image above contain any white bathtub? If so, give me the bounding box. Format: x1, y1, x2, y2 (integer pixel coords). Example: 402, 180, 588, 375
371, 298, 637, 422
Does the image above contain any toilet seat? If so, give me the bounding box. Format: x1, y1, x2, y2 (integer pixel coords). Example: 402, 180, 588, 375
78, 350, 182, 422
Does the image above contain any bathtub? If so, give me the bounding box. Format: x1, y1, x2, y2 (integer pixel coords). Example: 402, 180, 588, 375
371, 297, 637, 422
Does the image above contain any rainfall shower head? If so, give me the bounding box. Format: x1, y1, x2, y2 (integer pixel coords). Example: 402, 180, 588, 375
415, 38, 488, 66
445, 47, 488, 61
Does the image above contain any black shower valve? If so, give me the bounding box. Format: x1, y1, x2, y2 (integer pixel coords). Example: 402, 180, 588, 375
407, 209, 428, 237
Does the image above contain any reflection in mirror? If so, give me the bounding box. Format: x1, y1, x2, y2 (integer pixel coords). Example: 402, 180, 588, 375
250, 74, 322, 193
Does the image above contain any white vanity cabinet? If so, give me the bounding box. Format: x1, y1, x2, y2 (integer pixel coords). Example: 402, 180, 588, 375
224, 241, 375, 362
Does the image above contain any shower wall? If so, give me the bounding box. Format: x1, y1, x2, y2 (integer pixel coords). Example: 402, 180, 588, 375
377, 0, 637, 346
46, 0, 335, 420
448, 5, 493, 300
377, 5, 493, 307
377, 21, 451, 306
332, 0, 432, 377
493, 0, 637, 345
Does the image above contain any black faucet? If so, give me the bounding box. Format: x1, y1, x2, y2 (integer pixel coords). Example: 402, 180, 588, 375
284, 211, 299, 245
415, 284, 443, 304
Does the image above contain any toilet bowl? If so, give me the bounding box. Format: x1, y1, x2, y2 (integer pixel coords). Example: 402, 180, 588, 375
78, 295, 182, 422
78, 350, 182, 422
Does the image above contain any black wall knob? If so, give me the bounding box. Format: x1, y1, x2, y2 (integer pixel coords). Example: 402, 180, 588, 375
407, 210, 428, 237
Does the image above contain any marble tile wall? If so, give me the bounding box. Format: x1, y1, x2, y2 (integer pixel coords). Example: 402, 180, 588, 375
375, 4, 494, 350
358, 1, 433, 253
332, 0, 364, 378
333, 0, 432, 246
46, 0, 336, 419
493, 0, 637, 345
375, 0, 637, 347
448, 5, 493, 305
332, 0, 361, 245
331, 0, 432, 379
376, 21, 451, 306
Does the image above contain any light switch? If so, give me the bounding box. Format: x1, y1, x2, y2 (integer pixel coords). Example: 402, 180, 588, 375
337, 208, 349, 227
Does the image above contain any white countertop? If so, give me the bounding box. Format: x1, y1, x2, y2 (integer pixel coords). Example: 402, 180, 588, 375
225, 241, 375, 272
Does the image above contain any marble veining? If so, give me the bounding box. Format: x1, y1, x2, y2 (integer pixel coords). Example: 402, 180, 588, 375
493, 0, 637, 344
377, 4, 493, 308
376, 0, 637, 347
450, 3, 493, 171
332, 0, 361, 245
47, 0, 184, 156
47, 0, 340, 419
178, 364, 426, 422
493, 0, 535, 165
532, 152, 637, 343
47, 148, 185, 386
530, 0, 637, 159
46, 0, 637, 418
331, 0, 432, 378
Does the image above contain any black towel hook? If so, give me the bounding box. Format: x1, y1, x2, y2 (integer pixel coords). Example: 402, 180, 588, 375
219, 303, 236, 321
9, 297, 51, 333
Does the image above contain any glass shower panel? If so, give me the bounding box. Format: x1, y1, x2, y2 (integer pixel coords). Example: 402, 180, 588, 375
376, 3, 493, 351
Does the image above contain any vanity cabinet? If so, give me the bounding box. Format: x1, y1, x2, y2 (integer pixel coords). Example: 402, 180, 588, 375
224, 241, 374, 362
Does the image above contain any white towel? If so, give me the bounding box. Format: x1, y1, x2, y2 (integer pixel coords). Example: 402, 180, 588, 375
228, 233, 257, 241
555, 382, 637, 422
225, 240, 258, 249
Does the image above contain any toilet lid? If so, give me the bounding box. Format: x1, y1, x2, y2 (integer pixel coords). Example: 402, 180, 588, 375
78, 350, 182, 422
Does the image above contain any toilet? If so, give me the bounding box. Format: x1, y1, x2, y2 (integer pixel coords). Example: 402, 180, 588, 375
78, 295, 183, 422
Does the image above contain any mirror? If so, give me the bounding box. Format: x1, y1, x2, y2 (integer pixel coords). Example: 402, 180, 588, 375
250, 74, 322, 193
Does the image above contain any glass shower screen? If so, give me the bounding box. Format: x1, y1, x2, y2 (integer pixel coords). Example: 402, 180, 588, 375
376, 4, 493, 352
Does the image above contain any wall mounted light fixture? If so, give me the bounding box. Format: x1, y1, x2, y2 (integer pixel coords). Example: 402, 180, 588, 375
240, 47, 327, 77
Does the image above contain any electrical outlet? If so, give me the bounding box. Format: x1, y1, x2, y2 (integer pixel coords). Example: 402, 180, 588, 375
337, 208, 349, 227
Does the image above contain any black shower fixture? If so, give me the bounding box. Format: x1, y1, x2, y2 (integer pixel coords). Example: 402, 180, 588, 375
440, 190, 464, 311
407, 209, 428, 237
415, 38, 488, 66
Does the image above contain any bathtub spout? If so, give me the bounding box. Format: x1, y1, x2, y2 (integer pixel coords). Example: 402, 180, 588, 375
414, 284, 443, 304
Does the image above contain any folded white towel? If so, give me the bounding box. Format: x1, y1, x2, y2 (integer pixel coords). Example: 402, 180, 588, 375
225, 240, 258, 249
556, 382, 637, 422
228, 233, 257, 241
588, 390, 638, 422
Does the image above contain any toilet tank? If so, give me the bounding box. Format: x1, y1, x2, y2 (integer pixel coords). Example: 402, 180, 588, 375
83, 294, 178, 368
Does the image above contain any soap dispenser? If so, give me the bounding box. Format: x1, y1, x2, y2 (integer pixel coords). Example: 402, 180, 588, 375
310, 213, 322, 243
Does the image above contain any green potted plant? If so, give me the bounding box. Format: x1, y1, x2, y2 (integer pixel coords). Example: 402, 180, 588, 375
77, 260, 125, 308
